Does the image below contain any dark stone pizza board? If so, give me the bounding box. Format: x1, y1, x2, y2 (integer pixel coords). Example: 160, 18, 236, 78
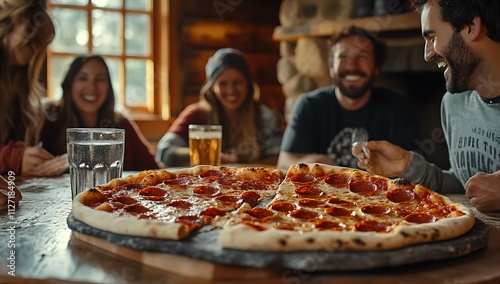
67, 214, 489, 271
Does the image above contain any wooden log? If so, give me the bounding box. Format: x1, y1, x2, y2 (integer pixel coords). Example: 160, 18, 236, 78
273, 12, 421, 41
181, 49, 281, 85
181, 20, 279, 53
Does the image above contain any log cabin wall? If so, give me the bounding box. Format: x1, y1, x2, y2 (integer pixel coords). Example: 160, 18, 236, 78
172, 0, 285, 117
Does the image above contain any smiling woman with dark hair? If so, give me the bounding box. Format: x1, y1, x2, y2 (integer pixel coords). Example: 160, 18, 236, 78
40, 55, 161, 171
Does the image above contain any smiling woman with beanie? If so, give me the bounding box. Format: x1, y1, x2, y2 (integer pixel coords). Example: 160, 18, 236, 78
156, 48, 283, 166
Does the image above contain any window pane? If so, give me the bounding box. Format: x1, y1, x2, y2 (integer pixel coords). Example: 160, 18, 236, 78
125, 59, 147, 105
50, 56, 76, 100
51, 8, 88, 53
105, 58, 122, 105
91, 0, 122, 9
51, 0, 88, 5
125, 14, 150, 56
125, 0, 150, 11
92, 10, 122, 55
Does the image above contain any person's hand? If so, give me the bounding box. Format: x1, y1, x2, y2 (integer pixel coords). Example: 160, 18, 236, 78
352, 140, 413, 178
22, 148, 68, 177
22, 146, 55, 175
465, 171, 500, 213
221, 152, 238, 164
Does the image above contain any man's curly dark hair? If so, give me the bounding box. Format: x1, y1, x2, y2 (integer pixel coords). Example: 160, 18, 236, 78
410, 0, 500, 42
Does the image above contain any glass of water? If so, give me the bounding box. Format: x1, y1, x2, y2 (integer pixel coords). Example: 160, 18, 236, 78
67, 128, 125, 199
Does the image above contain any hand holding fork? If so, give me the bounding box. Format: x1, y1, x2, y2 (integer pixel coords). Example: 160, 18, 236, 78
352, 128, 370, 159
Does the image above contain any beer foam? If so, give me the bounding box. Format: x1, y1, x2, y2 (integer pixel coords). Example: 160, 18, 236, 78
189, 131, 222, 139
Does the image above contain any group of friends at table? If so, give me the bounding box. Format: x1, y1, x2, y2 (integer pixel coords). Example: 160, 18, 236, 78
0, 0, 499, 214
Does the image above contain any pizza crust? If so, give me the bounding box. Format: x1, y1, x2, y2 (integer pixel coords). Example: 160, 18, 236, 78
72, 193, 191, 240
219, 203, 475, 251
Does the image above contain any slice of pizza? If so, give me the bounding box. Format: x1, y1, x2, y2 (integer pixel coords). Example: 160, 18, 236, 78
72, 166, 283, 240
218, 163, 475, 251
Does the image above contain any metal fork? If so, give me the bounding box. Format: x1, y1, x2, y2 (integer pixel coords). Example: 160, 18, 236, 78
352, 128, 370, 158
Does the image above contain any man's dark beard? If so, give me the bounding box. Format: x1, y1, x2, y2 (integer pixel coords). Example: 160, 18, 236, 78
445, 32, 480, 93
337, 71, 375, 99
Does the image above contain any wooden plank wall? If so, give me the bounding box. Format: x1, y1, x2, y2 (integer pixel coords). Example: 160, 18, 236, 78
172, 0, 285, 116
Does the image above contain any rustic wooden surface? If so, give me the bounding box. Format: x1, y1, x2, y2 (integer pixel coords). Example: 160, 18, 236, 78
1, 174, 500, 284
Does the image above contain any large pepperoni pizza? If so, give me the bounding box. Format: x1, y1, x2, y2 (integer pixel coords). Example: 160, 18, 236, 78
72, 163, 475, 251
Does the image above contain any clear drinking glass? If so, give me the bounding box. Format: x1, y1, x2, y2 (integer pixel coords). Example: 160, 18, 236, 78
67, 128, 124, 199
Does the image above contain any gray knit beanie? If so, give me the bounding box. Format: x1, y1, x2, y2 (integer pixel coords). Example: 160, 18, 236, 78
205, 48, 251, 83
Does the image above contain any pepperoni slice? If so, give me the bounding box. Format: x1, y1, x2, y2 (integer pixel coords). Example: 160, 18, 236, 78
361, 205, 390, 215
123, 203, 150, 214
354, 220, 391, 232
298, 199, 324, 207
167, 200, 192, 209
200, 207, 226, 218
387, 188, 415, 203
81, 188, 109, 207
245, 208, 274, 219
289, 173, 315, 183
139, 187, 167, 197
369, 177, 389, 191
163, 178, 189, 187
324, 174, 350, 188
326, 207, 353, 217
404, 213, 436, 224
315, 220, 346, 230
216, 195, 240, 204
199, 170, 224, 182
289, 209, 318, 220
218, 177, 239, 187
349, 180, 377, 196
269, 202, 295, 212
295, 185, 323, 197
111, 196, 137, 205
199, 170, 224, 178
240, 191, 261, 207
240, 180, 269, 191
192, 185, 219, 197
327, 198, 354, 206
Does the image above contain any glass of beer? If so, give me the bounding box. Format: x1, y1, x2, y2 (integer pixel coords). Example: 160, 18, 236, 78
188, 124, 222, 166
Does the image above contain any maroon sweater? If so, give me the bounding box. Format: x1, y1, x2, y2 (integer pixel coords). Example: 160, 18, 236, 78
0, 141, 27, 174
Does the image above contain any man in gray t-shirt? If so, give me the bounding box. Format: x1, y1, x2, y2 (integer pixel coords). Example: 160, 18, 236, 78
353, 0, 500, 213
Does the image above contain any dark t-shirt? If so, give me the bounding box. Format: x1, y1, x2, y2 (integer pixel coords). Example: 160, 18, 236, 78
281, 85, 417, 168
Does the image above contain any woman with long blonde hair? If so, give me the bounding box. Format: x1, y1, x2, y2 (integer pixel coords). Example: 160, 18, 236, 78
156, 48, 283, 166
0, 0, 67, 180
